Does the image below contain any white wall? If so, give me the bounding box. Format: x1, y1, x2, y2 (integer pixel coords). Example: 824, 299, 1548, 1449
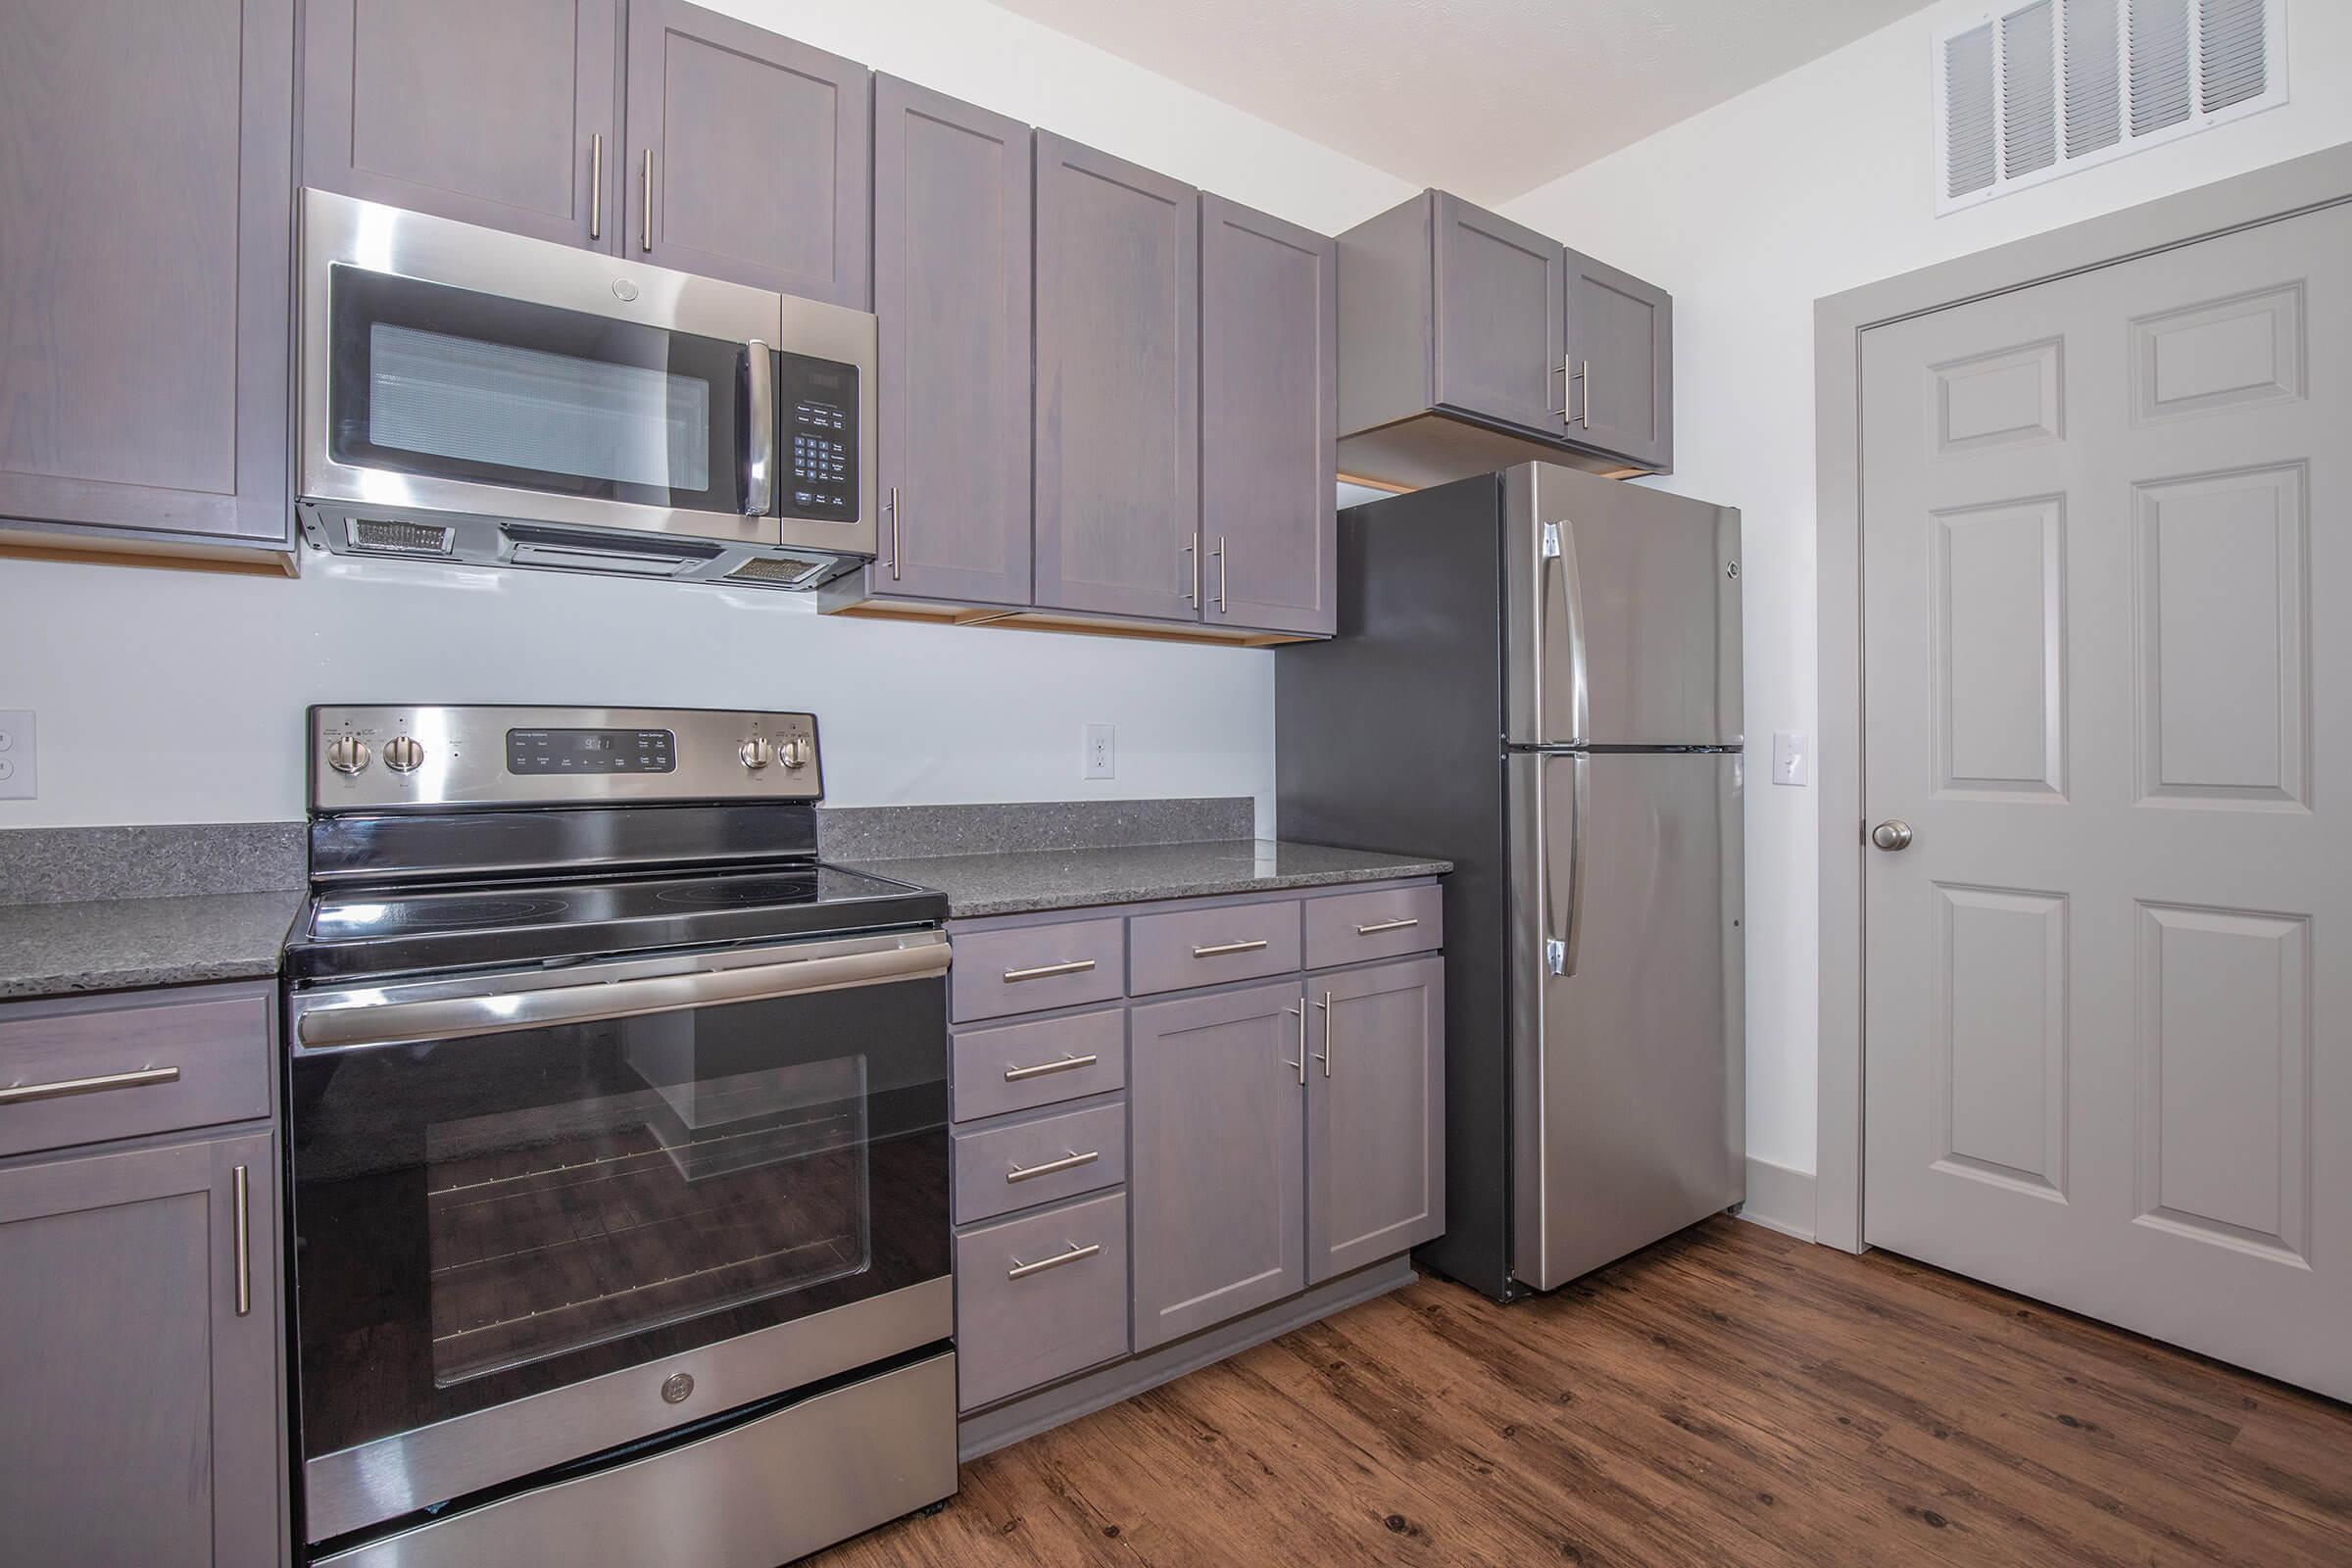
1503, 0, 2352, 1175
0, 0, 1412, 832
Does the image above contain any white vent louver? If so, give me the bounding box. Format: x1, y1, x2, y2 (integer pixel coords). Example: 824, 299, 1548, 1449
1935, 0, 2285, 213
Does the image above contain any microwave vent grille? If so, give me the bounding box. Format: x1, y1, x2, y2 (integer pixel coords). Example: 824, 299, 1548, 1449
724, 556, 829, 588
346, 517, 456, 557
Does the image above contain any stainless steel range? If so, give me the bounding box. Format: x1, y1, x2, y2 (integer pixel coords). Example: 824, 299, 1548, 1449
283, 706, 956, 1566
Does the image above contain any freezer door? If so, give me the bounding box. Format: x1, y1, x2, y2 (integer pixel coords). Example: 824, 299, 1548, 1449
1502, 464, 1741, 747
1509, 749, 1744, 1292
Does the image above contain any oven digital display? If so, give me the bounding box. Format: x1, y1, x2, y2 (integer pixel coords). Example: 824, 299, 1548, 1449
506, 727, 676, 774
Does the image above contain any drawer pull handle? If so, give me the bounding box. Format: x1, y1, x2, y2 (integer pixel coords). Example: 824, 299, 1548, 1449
1007, 1242, 1101, 1280
1355, 917, 1421, 936
0, 1064, 179, 1106
1004, 958, 1096, 983
1003, 1053, 1100, 1083
1006, 1149, 1100, 1184
1192, 939, 1270, 959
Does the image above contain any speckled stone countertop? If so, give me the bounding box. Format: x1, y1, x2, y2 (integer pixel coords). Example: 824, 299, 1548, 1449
839, 839, 1451, 920
0, 891, 305, 1000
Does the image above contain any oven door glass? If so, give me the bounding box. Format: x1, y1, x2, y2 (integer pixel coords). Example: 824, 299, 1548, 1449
327, 265, 752, 514
289, 960, 947, 1460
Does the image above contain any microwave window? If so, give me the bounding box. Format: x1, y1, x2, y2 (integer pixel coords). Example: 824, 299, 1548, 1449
368, 322, 712, 493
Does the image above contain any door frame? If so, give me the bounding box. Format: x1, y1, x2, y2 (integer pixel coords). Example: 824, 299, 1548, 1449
1811, 140, 2352, 1254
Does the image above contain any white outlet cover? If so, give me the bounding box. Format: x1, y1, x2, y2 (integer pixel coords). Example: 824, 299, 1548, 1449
1772, 730, 1808, 788
0, 710, 32, 799
1084, 722, 1115, 780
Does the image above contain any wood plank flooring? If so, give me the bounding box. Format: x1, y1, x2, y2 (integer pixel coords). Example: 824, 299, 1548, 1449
812, 1216, 2352, 1567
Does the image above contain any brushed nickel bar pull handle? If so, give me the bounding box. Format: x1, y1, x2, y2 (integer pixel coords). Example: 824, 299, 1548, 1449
1285, 1003, 1307, 1085
1316, 990, 1335, 1077
1546, 357, 1568, 416
589, 133, 604, 239
233, 1163, 252, 1317
886, 486, 902, 581
0, 1064, 178, 1106
1580, 358, 1592, 426
1191, 938, 1269, 959
1006, 1149, 1100, 1184
1003, 958, 1096, 984
1354, 917, 1420, 936
1182, 540, 1197, 606
1003, 1053, 1100, 1083
1215, 536, 1228, 613
1566, 360, 1584, 424
640, 149, 654, 252
1007, 1242, 1100, 1280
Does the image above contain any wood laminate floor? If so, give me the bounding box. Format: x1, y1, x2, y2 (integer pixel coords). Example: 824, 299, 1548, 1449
812, 1216, 2352, 1567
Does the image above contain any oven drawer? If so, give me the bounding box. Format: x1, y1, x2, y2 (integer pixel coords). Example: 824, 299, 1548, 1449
1303, 884, 1444, 970
954, 1101, 1126, 1225
0, 983, 272, 1158
952, 1006, 1125, 1122
315, 1351, 956, 1568
951, 917, 1126, 1022
1128, 899, 1301, 997
955, 1192, 1129, 1410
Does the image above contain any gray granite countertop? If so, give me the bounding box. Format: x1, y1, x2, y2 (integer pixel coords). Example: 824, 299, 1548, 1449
840, 839, 1451, 920
0, 891, 305, 1000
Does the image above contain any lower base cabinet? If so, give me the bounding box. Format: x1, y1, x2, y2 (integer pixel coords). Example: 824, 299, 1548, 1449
955, 1190, 1130, 1410
1307, 957, 1445, 1283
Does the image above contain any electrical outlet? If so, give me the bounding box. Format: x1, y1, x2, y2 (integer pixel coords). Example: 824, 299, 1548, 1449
1084, 723, 1115, 780
0, 710, 33, 800
1772, 730, 1808, 787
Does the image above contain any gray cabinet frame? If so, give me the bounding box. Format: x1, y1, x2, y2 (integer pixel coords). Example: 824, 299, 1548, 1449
1306, 956, 1446, 1283
1565, 247, 1674, 472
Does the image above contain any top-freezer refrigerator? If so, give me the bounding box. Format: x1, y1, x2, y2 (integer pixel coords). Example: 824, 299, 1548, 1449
1279, 463, 1743, 1300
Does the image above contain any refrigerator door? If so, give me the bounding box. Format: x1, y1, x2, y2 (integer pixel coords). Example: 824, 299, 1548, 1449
1509, 748, 1744, 1293
1502, 464, 1742, 748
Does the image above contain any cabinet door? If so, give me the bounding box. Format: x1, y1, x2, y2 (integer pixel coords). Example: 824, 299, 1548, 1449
304, 0, 618, 250
1429, 192, 1565, 438
0, 0, 292, 548
1200, 195, 1336, 637
1306, 957, 1446, 1284
1565, 248, 1673, 471
1034, 131, 1200, 622
625, 0, 870, 306
0, 1130, 282, 1568
1130, 980, 1305, 1348
872, 75, 1031, 606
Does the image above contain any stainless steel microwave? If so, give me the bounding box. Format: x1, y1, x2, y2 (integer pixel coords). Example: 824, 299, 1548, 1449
297, 188, 874, 590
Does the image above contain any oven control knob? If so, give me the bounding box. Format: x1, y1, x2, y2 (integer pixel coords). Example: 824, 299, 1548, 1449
382, 736, 425, 773
738, 737, 773, 771
325, 736, 371, 776
777, 736, 809, 771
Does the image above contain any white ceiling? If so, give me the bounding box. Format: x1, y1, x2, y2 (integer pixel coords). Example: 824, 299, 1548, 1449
982, 0, 1936, 205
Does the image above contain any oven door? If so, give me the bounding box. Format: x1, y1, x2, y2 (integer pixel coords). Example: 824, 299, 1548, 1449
286, 929, 951, 1544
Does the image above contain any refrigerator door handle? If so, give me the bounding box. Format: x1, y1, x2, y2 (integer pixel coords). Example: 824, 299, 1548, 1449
1541, 520, 1592, 746
1544, 752, 1588, 977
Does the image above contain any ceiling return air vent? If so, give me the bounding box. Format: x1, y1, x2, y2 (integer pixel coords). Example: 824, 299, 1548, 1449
1935, 0, 2285, 213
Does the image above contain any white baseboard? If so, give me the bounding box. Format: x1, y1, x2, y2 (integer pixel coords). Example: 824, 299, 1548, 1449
1737, 1156, 1817, 1243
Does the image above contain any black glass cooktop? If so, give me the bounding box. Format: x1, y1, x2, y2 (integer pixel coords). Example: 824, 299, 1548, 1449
287, 862, 946, 981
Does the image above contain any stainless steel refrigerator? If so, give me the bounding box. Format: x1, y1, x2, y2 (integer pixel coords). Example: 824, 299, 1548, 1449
1278, 463, 1743, 1300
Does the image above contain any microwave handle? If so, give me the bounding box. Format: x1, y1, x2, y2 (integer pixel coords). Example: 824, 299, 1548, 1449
742, 340, 775, 515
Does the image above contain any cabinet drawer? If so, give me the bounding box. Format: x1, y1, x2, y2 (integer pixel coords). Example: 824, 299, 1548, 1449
1303, 884, 1444, 970
1128, 899, 1301, 997
954, 1102, 1126, 1225
952, 918, 1126, 1022
955, 1192, 1129, 1410
953, 1006, 1125, 1123
0, 985, 273, 1158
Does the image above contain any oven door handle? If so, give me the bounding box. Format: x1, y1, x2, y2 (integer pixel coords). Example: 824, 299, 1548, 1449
295, 933, 950, 1052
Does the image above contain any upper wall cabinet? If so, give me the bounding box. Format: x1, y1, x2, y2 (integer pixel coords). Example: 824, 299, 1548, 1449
866, 75, 1032, 607
1336, 189, 1673, 488
0, 0, 294, 557
1033, 131, 1200, 624
303, 0, 620, 250
623, 0, 871, 307
1200, 196, 1337, 638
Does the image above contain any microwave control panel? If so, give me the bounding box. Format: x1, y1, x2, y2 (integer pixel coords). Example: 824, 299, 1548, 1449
778, 351, 860, 521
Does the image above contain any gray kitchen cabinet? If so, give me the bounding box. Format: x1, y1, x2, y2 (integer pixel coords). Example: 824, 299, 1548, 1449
1033, 130, 1200, 623
0, 0, 293, 556
0, 1129, 285, 1568
624, 0, 870, 306
1565, 248, 1674, 473
1129, 978, 1307, 1349
303, 0, 620, 250
1431, 191, 1567, 437
867, 75, 1032, 605
1200, 195, 1338, 637
1306, 956, 1446, 1284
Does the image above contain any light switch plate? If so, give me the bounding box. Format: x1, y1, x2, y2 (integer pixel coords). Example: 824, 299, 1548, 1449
1084, 722, 1115, 780
0, 710, 34, 799
1772, 730, 1808, 787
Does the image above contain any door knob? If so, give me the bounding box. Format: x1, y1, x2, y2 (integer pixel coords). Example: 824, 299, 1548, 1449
1870, 819, 1914, 852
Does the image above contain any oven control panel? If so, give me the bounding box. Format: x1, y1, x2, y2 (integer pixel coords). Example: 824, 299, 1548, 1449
311, 706, 821, 810
776, 351, 859, 521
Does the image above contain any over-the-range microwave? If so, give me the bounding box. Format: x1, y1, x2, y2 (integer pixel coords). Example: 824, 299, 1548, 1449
297, 187, 874, 590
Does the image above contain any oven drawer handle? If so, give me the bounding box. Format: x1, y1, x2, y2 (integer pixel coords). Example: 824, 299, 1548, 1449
1007, 1242, 1101, 1281
295, 936, 951, 1051
1003, 1053, 1099, 1082
1005, 1149, 1100, 1184
1192, 939, 1270, 959
0, 1064, 179, 1106
1003, 958, 1095, 984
